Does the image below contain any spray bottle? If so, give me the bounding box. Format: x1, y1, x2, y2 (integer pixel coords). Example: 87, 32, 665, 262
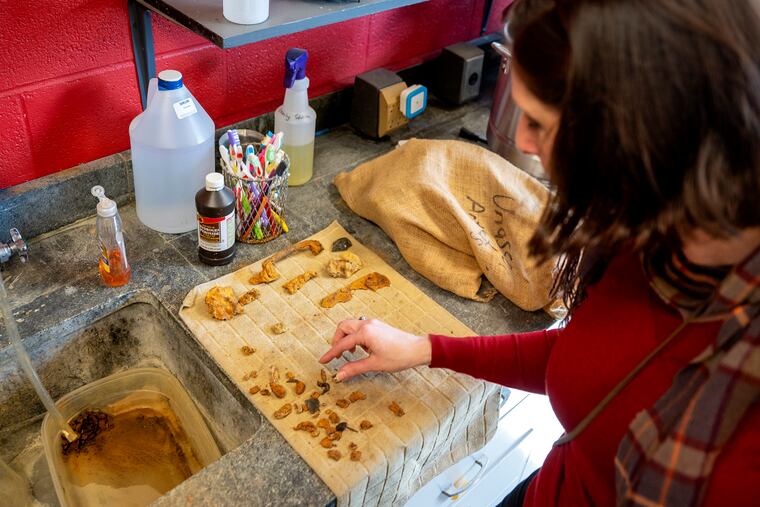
91, 186, 131, 287
274, 48, 316, 186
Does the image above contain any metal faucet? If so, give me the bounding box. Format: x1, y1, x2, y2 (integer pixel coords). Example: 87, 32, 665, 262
0, 229, 28, 264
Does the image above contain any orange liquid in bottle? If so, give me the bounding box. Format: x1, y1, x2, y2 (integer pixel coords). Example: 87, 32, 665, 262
99, 248, 131, 287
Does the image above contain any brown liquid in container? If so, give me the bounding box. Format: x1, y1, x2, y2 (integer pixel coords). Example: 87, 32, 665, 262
61, 394, 201, 507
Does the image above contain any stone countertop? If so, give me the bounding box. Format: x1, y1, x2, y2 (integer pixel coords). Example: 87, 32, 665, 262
1, 98, 552, 506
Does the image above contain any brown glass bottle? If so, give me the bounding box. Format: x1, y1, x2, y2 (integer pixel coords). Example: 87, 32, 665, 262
195, 173, 236, 266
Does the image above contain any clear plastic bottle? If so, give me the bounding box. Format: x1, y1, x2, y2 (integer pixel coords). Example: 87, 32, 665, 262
91, 186, 131, 287
129, 70, 215, 233
274, 49, 316, 186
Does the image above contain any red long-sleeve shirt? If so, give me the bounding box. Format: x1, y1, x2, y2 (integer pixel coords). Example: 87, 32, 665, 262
430, 253, 759, 506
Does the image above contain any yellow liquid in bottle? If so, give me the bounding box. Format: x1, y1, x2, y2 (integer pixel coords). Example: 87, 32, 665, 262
283, 142, 314, 186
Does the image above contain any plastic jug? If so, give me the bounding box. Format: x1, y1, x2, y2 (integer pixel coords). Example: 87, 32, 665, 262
129, 70, 215, 233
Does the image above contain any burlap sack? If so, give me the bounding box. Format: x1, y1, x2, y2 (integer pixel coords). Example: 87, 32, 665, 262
334, 138, 555, 311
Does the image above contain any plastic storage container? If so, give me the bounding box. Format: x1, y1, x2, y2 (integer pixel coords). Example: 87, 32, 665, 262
129, 70, 215, 233
0, 458, 31, 507
42, 368, 221, 507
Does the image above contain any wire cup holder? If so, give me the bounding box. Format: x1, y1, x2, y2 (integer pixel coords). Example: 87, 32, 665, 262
218, 130, 290, 244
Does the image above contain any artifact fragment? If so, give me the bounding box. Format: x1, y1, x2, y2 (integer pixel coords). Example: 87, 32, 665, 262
249, 259, 280, 285
270, 383, 286, 398
287, 378, 306, 395
389, 401, 405, 417
320, 272, 391, 308
317, 369, 331, 394
274, 404, 293, 419
348, 391, 366, 402
205, 286, 244, 320
240, 346, 256, 355
238, 288, 260, 305
294, 421, 317, 432
282, 271, 317, 294
305, 398, 320, 414
271, 322, 287, 335
326, 252, 363, 278
331, 237, 352, 252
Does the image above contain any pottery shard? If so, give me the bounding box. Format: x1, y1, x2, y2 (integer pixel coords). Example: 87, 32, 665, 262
282, 271, 318, 294
238, 288, 260, 305
320, 272, 391, 308
249, 259, 280, 285
327, 252, 363, 278
349, 272, 390, 291
270, 239, 324, 262
274, 404, 292, 419
331, 237, 352, 252
249, 240, 324, 286
320, 288, 353, 309
205, 286, 244, 320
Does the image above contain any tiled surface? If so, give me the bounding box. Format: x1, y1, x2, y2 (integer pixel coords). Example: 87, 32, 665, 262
179, 222, 498, 506
1, 99, 552, 506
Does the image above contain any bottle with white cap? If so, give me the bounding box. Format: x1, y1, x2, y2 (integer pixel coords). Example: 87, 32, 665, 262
91, 185, 131, 287
129, 69, 215, 234
195, 172, 236, 266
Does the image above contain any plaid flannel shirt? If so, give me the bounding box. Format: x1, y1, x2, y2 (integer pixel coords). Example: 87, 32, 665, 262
615, 246, 760, 506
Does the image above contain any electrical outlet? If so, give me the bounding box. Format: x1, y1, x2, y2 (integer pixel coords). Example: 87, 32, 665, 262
378, 82, 409, 137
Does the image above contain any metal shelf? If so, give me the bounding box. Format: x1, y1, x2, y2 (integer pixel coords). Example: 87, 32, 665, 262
139, 0, 426, 49
128, 0, 426, 108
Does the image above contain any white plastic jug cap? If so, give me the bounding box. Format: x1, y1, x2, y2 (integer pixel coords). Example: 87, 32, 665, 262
158, 70, 182, 82
91, 185, 117, 217
206, 172, 225, 191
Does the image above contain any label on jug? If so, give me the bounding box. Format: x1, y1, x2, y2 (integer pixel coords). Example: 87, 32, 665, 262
173, 98, 198, 119
197, 211, 235, 252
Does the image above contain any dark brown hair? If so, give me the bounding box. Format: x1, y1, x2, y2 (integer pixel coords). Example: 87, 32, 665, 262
509, 0, 760, 310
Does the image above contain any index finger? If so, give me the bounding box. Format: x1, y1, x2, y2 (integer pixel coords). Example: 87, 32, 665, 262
331, 319, 365, 345
319, 332, 366, 364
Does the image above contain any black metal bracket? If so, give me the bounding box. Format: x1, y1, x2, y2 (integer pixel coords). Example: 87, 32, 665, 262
481, 0, 495, 35
128, 0, 156, 110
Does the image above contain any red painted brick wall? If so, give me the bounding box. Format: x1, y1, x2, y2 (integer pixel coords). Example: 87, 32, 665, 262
0, 0, 513, 189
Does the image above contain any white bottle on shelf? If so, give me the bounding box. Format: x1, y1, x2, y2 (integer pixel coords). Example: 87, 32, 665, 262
274, 48, 316, 186
129, 70, 215, 233
223, 0, 269, 25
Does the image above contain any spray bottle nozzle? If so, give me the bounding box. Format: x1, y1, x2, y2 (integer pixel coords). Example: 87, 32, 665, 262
284, 48, 308, 88
91, 185, 117, 217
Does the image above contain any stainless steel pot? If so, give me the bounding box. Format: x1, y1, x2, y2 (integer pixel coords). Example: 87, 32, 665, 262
486, 41, 546, 180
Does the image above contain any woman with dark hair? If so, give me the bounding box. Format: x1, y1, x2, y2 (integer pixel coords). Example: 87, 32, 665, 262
321, 0, 760, 505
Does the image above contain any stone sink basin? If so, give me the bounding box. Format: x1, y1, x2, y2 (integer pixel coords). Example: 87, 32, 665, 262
0, 291, 262, 505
